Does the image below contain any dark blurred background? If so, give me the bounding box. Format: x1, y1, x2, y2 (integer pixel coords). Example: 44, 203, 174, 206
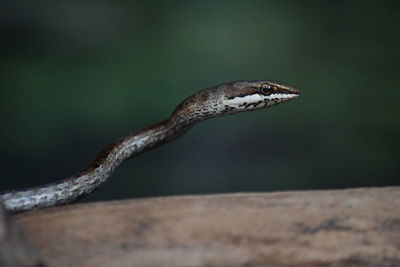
1, 1, 399, 203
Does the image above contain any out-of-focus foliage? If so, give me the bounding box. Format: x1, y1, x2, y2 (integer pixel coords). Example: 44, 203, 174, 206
1, 1, 399, 202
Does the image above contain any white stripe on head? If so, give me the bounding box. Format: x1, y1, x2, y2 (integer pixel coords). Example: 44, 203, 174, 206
226, 94, 264, 107
225, 93, 298, 110
264, 93, 299, 100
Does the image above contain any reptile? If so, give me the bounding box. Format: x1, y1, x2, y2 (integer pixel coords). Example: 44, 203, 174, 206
0, 80, 300, 212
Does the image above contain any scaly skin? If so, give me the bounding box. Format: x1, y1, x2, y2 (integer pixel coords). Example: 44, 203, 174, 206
1, 80, 300, 212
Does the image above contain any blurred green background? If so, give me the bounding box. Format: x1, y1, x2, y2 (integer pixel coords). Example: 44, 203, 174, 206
1, 1, 399, 203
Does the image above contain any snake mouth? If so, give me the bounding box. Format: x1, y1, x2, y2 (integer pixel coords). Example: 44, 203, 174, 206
266, 80, 300, 96
278, 86, 301, 96
292, 91, 301, 98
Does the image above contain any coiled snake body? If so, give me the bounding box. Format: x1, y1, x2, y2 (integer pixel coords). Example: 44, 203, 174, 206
1, 80, 300, 212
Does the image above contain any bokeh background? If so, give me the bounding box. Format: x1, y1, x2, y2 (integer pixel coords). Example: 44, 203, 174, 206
1, 1, 399, 204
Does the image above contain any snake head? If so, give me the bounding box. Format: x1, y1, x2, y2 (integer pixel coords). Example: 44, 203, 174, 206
220, 80, 300, 114
172, 80, 300, 122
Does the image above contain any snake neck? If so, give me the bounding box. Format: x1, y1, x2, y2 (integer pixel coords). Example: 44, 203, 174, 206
1, 117, 196, 212
94, 117, 195, 170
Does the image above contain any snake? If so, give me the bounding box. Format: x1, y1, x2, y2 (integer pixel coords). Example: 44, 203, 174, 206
1, 80, 300, 212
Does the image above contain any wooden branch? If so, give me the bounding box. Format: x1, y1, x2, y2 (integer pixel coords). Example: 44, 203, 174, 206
0, 204, 44, 267
14, 187, 400, 266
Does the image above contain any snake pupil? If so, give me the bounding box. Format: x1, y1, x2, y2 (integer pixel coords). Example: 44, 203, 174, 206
261, 84, 273, 96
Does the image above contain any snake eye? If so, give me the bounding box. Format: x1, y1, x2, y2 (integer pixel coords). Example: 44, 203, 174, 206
260, 84, 274, 96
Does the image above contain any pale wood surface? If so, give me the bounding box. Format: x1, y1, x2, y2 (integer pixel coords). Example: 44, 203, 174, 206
0, 204, 44, 267
14, 187, 400, 266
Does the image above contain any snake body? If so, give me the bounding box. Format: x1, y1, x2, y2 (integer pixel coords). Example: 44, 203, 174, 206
1, 80, 300, 212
